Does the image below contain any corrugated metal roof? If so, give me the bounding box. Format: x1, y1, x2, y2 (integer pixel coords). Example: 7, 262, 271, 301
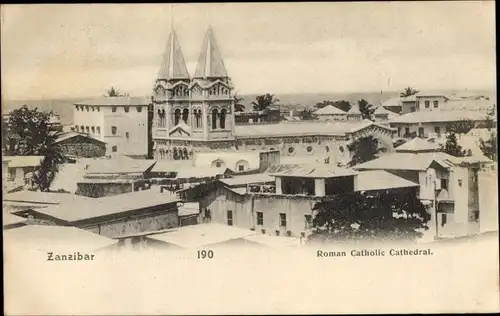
269, 164, 357, 178
390, 110, 486, 124
4, 225, 117, 252
355, 170, 419, 191
3, 156, 44, 168
395, 138, 440, 152
74, 96, 149, 107
31, 190, 180, 223
220, 174, 275, 186
146, 223, 257, 248
353, 152, 460, 171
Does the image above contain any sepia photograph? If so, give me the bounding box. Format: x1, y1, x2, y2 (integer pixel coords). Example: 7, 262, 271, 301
2, 2, 499, 314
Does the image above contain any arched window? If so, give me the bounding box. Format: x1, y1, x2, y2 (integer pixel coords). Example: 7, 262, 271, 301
183, 148, 189, 160
182, 109, 189, 124
174, 109, 181, 126
211, 109, 219, 130
91, 126, 95, 134
80, 126, 85, 133
220, 108, 227, 129
173, 148, 178, 160
194, 110, 201, 128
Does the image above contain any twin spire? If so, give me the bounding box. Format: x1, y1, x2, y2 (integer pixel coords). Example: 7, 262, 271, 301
157, 27, 228, 81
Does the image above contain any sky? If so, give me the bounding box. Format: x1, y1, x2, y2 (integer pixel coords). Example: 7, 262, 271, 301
1, 2, 496, 100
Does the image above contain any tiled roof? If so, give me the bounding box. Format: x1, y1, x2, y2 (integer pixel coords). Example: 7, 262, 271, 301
353, 152, 460, 171
3, 156, 44, 168
355, 170, 419, 191
74, 96, 149, 107
145, 223, 257, 248
390, 110, 486, 124
157, 29, 190, 80
395, 138, 440, 152
31, 190, 180, 223
269, 164, 357, 178
4, 225, 117, 252
315, 105, 346, 115
194, 27, 228, 78
220, 174, 275, 187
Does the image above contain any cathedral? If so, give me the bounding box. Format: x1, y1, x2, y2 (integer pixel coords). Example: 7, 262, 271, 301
152, 27, 395, 166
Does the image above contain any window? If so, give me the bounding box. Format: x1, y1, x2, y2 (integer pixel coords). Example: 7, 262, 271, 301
97, 107, 100, 112
216, 161, 222, 168
425, 101, 430, 108
397, 127, 401, 137
91, 126, 95, 134
126, 132, 130, 139
433, 100, 439, 108
418, 127, 424, 138
136, 106, 142, 113
238, 165, 244, 171
325, 146, 330, 153
220, 109, 227, 129
112, 107, 117, 113
75, 125, 79, 131
182, 108, 189, 124
434, 126, 441, 135
227, 210, 233, 226
86, 126, 90, 133
211, 109, 218, 129
306, 146, 313, 153
86, 106, 90, 112
405, 127, 410, 137
279, 213, 287, 227
275, 230, 280, 236
124, 106, 130, 113
91, 107, 95, 112
204, 209, 211, 220
96, 126, 101, 134
416, 101, 420, 109
288, 147, 295, 154
257, 212, 263, 226
304, 215, 312, 229
458, 179, 463, 187
441, 213, 447, 226
441, 179, 448, 190
112, 145, 117, 152
111, 126, 117, 135
173, 109, 181, 126
411, 107, 416, 112
339, 146, 344, 153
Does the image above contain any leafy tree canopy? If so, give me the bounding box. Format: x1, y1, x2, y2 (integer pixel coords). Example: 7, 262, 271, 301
448, 119, 475, 135
308, 190, 430, 243
441, 133, 466, 157
315, 100, 352, 112
347, 135, 383, 167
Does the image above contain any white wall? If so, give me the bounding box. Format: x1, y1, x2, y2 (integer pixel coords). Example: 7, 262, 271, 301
102, 106, 148, 156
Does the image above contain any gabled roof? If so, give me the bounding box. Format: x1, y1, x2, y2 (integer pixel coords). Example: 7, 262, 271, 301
168, 122, 192, 136
395, 138, 440, 153
315, 105, 347, 115
390, 110, 487, 124
269, 164, 357, 178
74, 96, 149, 107
193, 27, 228, 78
346, 105, 362, 115
373, 106, 392, 116
157, 29, 190, 80
2, 156, 44, 168
55, 132, 105, 144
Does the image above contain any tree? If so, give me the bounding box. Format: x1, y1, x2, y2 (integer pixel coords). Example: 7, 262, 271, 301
347, 135, 383, 167
234, 93, 245, 112
251, 93, 280, 111
400, 87, 420, 98
448, 119, 475, 134
299, 108, 317, 120
4, 105, 65, 191
106, 86, 128, 97
308, 190, 430, 243
442, 133, 466, 157
315, 100, 351, 112
357, 99, 375, 120
479, 132, 497, 160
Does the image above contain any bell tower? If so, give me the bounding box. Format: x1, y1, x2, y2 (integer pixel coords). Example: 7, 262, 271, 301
190, 27, 235, 141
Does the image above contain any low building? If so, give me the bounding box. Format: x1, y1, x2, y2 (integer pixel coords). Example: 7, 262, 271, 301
314, 105, 347, 121
2, 156, 44, 186
178, 202, 200, 227
14, 190, 181, 239
354, 151, 490, 240
346, 105, 362, 121
390, 110, 489, 139
55, 132, 106, 158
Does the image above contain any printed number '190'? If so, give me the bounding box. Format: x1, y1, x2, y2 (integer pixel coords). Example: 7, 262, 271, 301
197, 250, 214, 259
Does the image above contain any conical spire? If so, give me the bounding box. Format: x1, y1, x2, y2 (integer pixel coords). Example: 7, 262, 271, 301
157, 29, 190, 80
194, 27, 228, 79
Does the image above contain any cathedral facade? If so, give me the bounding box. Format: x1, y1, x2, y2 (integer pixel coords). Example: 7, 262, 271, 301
152, 27, 396, 165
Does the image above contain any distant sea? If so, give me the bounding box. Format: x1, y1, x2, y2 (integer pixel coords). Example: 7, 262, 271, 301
2, 89, 496, 125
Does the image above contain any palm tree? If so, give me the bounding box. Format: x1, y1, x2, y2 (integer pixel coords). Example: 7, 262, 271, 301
400, 87, 420, 98
251, 93, 280, 111
106, 86, 128, 97
32, 130, 66, 191
234, 93, 245, 112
